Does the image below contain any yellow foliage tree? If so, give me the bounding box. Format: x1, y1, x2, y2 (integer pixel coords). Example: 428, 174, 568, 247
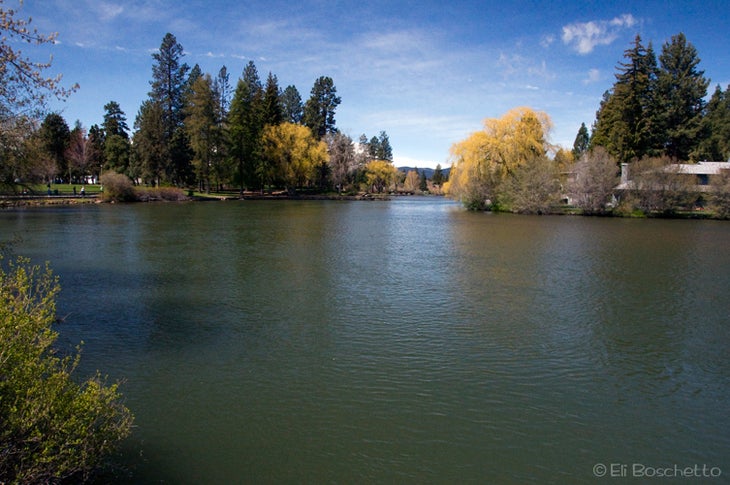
446, 107, 553, 209
364, 159, 398, 193
403, 169, 420, 192
260, 122, 329, 191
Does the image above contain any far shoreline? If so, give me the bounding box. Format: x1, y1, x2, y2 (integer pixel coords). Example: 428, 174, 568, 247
0, 192, 402, 208
0, 193, 723, 220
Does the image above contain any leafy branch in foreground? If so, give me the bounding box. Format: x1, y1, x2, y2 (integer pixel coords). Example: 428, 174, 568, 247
0, 254, 133, 484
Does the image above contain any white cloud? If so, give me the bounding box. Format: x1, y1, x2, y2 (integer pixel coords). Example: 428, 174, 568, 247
541, 35, 555, 48
95, 2, 124, 21
583, 68, 602, 84
562, 14, 638, 54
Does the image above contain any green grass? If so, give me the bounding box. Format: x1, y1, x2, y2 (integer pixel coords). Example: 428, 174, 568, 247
26, 184, 102, 196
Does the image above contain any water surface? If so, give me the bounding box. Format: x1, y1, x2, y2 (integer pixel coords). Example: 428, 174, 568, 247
1, 198, 728, 483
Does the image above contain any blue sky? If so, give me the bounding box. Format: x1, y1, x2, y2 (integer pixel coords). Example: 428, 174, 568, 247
20, 0, 730, 168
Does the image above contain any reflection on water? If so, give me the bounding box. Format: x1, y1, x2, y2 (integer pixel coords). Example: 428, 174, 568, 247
1, 199, 729, 483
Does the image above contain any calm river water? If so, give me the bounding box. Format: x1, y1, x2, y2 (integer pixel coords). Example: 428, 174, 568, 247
1, 198, 729, 483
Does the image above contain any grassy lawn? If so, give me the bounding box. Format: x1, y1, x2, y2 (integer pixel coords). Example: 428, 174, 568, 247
25, 184, 103, 196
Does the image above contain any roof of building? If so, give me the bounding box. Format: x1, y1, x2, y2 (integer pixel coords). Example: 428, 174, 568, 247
674, 161, 730, 175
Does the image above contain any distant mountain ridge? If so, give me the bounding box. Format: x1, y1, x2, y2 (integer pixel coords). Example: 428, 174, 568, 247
397, 166, 450, 179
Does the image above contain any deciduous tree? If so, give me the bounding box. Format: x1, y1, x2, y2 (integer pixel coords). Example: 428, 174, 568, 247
364, 159, 397, 193
403, 169, 419, 192
326, 131, 355, 193
446, 107, 553, 209
567, 147, 619, 214
64, 121, 92, 183
185, 74, 217, 192
0, 3, 77, 119
499, 155, 560, 214
624, 156, 693, 214
260, 122, 329, 191
0, 115, 39, 186
710, 169, 730, 218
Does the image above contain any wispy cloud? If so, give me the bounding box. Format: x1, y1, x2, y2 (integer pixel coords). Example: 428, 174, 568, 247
94, 2, 124, 21
562, 14, 638, 54
498, 53, 554, 83
583, 68, 602, 84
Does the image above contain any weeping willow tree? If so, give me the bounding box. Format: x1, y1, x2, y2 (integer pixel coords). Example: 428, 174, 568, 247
445, 107, 555, 211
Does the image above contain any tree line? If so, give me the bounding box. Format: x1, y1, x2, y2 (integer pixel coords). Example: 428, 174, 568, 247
1, 33, 407, 195
447, 32, 730, 217
585, 32, 727, 164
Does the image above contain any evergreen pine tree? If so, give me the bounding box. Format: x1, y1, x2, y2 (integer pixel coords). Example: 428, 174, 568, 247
132, 100, 166, 185
281, 85, 303, 124
432, 164, 444, 186
262, 72, 283, 127
228, 61, 264, 193
572, 122, 590, 160
591, 35, 659, 163
696, 85, 730, 161
39, 113, 70, 182
303, 76, 341, 139
149, 33, 190, 184
378, 131, 393, 161
656, 33, 709, 160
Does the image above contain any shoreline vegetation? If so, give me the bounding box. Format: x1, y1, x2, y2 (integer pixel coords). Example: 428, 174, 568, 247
5, 32, 730, 220
1, 186, 725, 220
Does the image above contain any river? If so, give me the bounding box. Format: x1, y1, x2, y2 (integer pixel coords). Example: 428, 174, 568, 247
1, 198, 728, 483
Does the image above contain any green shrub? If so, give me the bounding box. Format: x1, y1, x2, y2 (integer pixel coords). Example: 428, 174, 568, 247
99, 172, 136, 202
0, 255, 133, 483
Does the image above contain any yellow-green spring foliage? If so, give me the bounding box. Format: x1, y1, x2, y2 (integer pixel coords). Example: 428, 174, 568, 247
0, 255, 133, 484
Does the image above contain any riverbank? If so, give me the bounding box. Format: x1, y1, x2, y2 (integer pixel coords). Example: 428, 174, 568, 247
0, 195, 101, 208
0, 191, 397, 208
2, 193, 724, 219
